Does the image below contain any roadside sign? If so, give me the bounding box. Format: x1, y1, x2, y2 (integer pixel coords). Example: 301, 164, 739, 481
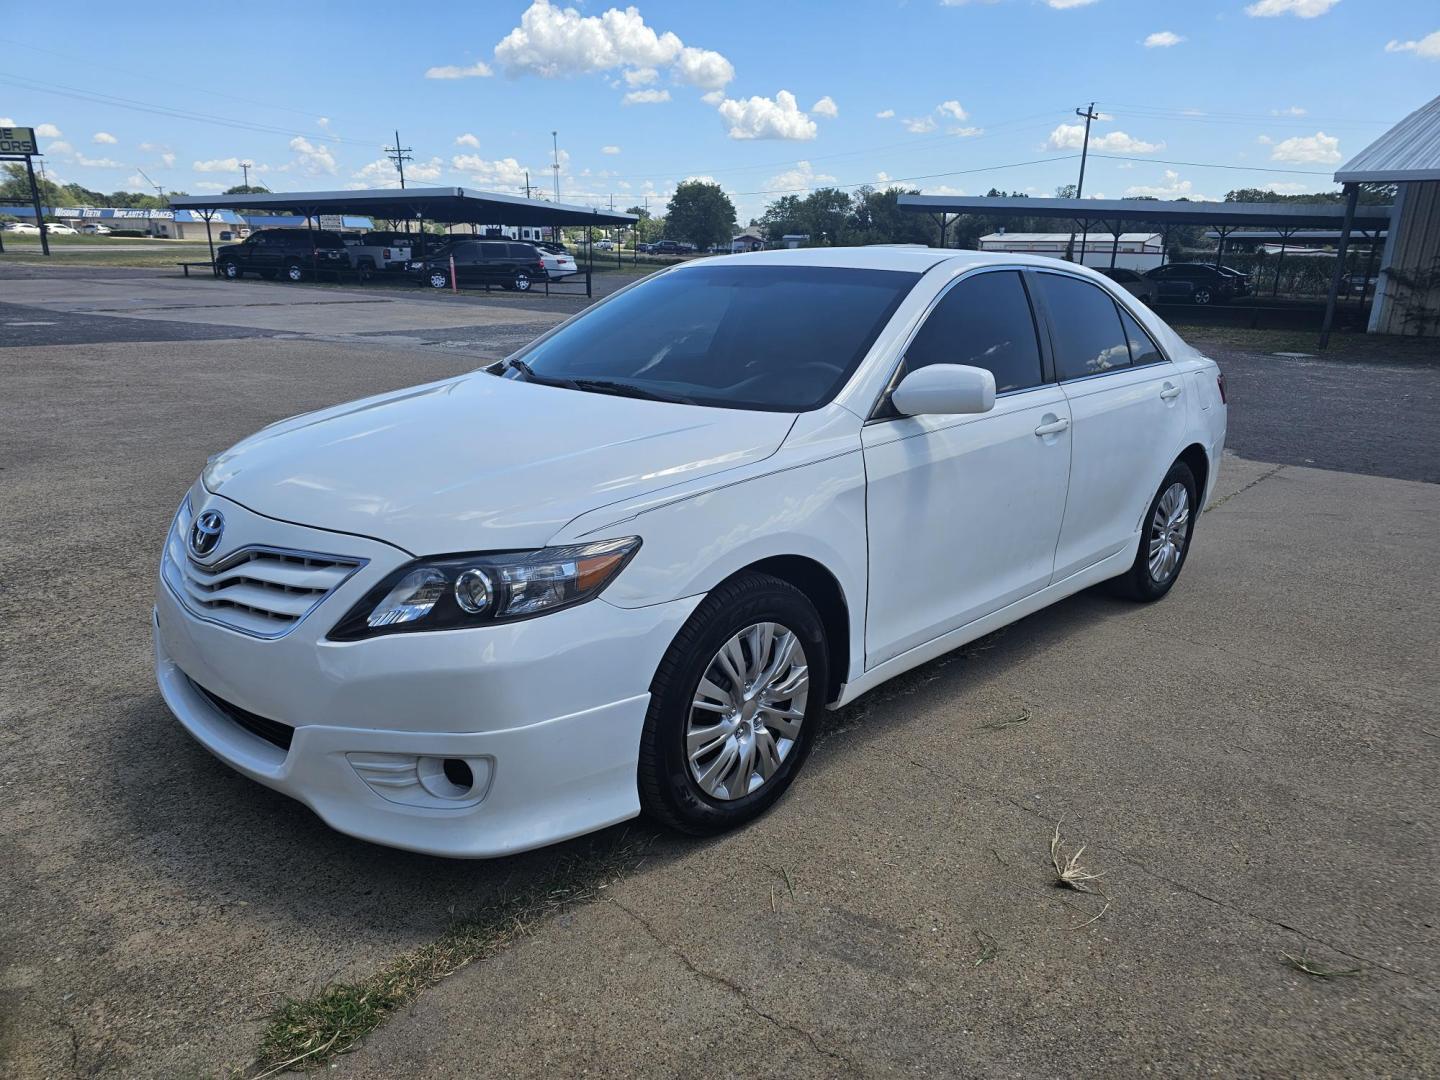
0, 127, 39, 155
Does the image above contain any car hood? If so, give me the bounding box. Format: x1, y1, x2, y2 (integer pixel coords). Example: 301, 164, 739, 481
203, 372, 796, 555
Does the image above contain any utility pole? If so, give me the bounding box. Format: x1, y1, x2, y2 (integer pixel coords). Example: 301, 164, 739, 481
524, 170, 531, 198
137, 167, 164, 199
240, 161, 252, 188
1065, 102, 1101, 263
551, 130, 560, 201
384, 130, 413, 189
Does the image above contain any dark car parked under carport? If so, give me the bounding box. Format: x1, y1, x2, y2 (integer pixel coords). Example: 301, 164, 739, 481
1146, 263, 1252, 305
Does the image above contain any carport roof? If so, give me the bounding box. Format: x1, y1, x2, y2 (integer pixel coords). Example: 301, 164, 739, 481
168, 186, 637, 227
896, 194, 1392, 230
1335, 93, 1440, 184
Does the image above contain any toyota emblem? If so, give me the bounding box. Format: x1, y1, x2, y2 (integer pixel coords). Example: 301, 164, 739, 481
190, 508, 225, 558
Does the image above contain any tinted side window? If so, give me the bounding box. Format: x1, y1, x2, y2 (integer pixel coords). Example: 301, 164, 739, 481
508, 244, 535, 259
1119, 307, 1165, 366
1035, 274, 1131, 380
904, 271, 1043, 393
479, 242, 508, 259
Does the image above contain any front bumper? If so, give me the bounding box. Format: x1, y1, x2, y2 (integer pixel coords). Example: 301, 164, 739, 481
153, 494, 700, 857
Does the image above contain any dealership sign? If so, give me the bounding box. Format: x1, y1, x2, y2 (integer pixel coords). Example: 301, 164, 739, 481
0, 126, 39, 155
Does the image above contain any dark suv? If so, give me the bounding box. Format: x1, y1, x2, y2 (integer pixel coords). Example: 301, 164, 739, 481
409, 240, 548, 291
214, 228, 350, 282
1145, 263, 1250, 305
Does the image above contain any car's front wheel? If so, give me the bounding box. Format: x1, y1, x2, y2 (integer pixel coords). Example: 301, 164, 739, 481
217, 259, 241, 280
639, 572, 828, 835
1191, 287, 1213, 305
284, 261, 305, 283
427, 270, 449, 289
1111, 461, 1197, 601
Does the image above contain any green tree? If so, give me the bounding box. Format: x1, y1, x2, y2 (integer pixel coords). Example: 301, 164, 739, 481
223, 184, 270, 195
758, 194, 805, 243
665, 180, 735, 249
625, 205, 662, 244
798, 187, 853, 246
848, 186, 934, 246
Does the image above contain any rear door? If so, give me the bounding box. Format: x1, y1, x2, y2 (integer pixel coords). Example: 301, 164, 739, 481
862, 269, 1072, 666
477, 242, 510, 282
1032, 271, 1190, 579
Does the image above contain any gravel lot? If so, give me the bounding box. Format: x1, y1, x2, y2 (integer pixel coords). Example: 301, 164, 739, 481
1, 267, 1436, 1078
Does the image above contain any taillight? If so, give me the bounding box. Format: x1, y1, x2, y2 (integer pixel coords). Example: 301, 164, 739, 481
1216, 372, 1228, 404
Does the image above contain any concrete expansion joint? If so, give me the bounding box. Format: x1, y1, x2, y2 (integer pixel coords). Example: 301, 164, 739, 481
607, 895, 860, 1073
1205, 463, 1288, 512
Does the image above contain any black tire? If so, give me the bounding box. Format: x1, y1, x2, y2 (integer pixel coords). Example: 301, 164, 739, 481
217, 259, 241, 280
284, 261, 305, 283
639, 572, 829, 836
1110, 461, 1198, 602
357, 258, 375, 282
1191, 287, 1213, 305
513, 270, 532, 292
426, 270, 449, 289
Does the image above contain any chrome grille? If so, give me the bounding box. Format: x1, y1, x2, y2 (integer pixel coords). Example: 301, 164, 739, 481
163, 497, 365, 638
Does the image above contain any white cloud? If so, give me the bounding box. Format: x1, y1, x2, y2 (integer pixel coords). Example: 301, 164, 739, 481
1144, 31, 1184, 47
352, 155, 444, 187
73, 153, 124, 168
903, 116, 938, 134
1257, 134, 1274, 145
92, 131, 118, 144
923, 184, 968, 196
1385, 31, 1440, 59
0, 117, 14, 126
1269, 130, 1341, 163
492, 0, 733, 94
194, 181, 227, 192
1123, 170, 1214, 200
425, 61, 494, 79
47, 140, 74, 155
35, 123, 62, 138
623, 88, 671, 105
193, 156, 270, 174
1047, 0, 1099, 8
764, 160, 837, 193
716, 90, 817, 140
288, 136, 337, 175
1271, 105, 1308, 116
623, 66, 657, 85
451, 154, 530, 189
700, 89, 724, 106
1262, 180, 1312, 194
317, 116, 330, 129
1244, 0, 1338, 17
811, 95, 839, 119
455, 133, 481, 148
937, 100, 968, 120
160, 152, 176, 168
950, 126, 984, 137
601, 144, 621, 154
876, 108, 895, 119
1046, 123, 1162, 153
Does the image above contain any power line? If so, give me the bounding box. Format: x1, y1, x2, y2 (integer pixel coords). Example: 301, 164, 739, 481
1091, 153, 1334, 176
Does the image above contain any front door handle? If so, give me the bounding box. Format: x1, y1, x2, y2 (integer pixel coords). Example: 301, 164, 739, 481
1160, 383, 1182, 400
1034, 417, 1070, 437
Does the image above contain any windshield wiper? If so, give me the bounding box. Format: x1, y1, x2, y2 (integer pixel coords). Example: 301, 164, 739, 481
570, 379, 698, 406
507, 358, 581, 390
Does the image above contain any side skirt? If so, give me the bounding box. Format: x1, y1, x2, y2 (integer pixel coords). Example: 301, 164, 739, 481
830, 542, 1136, 709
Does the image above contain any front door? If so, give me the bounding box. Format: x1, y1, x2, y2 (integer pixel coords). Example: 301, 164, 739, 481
1030, 271, 1192, 578
862, 269, 1072, 667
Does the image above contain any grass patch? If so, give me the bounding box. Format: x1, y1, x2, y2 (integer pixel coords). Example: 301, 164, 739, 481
249, 833, 651, 1076
1278, 951, 1362, 980
1178, 324, 1439, 365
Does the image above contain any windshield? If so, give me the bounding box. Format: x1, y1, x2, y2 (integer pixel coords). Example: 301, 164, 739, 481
510, 263, 919, 411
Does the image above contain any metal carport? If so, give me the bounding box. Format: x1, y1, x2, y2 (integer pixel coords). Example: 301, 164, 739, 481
169, 186, 637, 295
897, 194, 1393, 346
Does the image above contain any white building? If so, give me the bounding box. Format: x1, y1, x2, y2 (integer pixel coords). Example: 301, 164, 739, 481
978, 232, 1164, 272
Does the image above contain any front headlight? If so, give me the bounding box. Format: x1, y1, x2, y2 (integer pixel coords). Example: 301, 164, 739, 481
328, 537, 641, 640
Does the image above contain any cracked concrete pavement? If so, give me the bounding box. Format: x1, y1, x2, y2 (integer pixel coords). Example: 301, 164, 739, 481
0, 268, 1436, 1077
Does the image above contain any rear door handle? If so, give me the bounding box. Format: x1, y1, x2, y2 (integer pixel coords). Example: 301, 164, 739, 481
1160, 384, 1182, 400
1034, 417, 1070, 437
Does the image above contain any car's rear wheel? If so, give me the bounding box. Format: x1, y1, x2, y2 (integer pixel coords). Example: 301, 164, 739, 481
1192, 287, 1213, 305
1110, 462, 1197, 602
217, 259, 241, 280
513, 270, 532, 292
427, 270, 449, 289
284, 261, 305, 283
639, 572, 828, 835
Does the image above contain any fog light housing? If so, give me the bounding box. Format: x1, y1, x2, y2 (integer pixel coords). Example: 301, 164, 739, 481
348, 752, 494, 809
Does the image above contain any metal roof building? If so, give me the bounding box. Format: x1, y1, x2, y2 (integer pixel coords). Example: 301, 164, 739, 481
1334, 93, 1440, 336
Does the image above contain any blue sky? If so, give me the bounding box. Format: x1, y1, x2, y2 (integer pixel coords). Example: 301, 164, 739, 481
1, 0, 1436, 222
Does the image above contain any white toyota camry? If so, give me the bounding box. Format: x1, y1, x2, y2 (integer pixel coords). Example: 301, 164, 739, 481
154, 247, 1227, 857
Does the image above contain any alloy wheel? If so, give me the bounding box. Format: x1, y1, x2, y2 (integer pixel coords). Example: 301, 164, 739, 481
1148, 481, 1191, 583
429, 272, 448, 289
686, 622, 809, 801
515, 272, 531, 291
286, 264, 303, 282
1193, 288, 1212, 305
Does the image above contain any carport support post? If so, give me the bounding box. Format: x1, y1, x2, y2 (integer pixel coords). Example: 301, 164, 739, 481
1319, 182, 1359, 350
1108, 222, 1121, 269
307, 209, 318, 280
202, 209, 216, 275
587, 213, 595, 299
1212, 226, 1233, 270
1271, 228, 1293, 297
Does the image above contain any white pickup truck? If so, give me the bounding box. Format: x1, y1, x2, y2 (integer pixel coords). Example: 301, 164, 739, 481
342, 231, 417, 274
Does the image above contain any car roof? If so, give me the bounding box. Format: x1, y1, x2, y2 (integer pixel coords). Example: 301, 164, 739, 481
670, 245, 1144, 279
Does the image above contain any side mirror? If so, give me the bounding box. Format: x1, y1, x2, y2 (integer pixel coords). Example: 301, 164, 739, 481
890, 364, 996, 417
